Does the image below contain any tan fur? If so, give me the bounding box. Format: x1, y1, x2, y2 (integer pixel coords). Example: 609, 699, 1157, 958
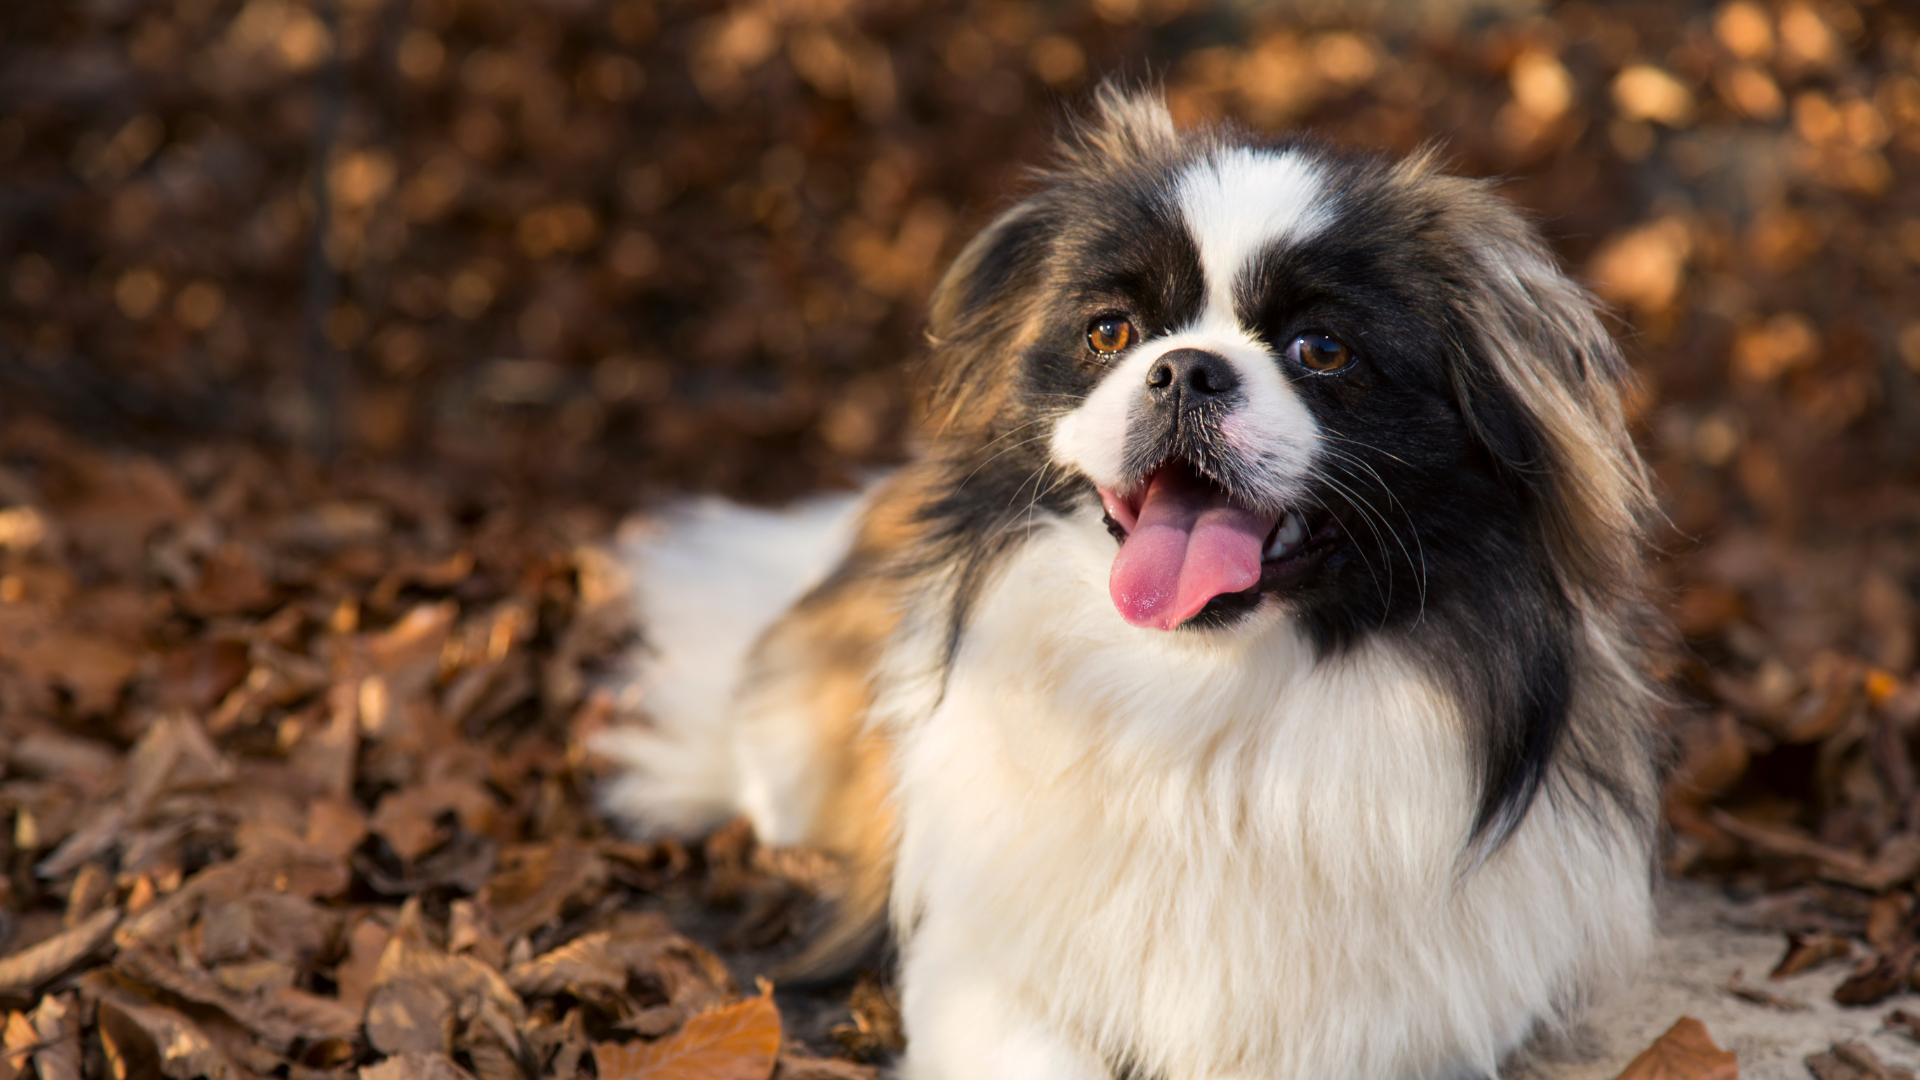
736, 467, 948, 976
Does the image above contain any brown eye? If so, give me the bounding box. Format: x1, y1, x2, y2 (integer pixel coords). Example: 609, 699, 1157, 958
1087, 315, 1135, 356
1289, 332, 1351, 373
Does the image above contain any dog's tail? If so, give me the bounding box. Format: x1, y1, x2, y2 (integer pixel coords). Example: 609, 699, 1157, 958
594, 493, 864, 837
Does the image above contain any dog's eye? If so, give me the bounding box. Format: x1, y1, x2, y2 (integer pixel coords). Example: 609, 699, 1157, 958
1086, 315, 1135, 357
1289, 332, 1352, 373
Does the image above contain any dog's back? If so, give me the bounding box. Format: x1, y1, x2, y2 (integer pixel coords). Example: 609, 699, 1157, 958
598, 492, 863, 836
598, 483, 909, 974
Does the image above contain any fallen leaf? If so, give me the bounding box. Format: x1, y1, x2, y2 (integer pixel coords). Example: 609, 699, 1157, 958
336, 917, 394, 1014
1807, 1040, 1918, 1080
1725, 968, 1810, 1011
1772, 931, 1852, 978
1610, 1017, 1737, 1080
2, 1011, 36, 1078
594, 992, 782, 1080
829, 973, 903, 1057
95, 989, 253, 1080
773, 1056, 878, 1080
27, 993, 79, 1080
0, 905, 118, 993
480, 840, 608, 940
157, 637, 252, 711
359, 1051, 479, 1080
367, 977, 456, 1056
1836, 947, 1918, 1007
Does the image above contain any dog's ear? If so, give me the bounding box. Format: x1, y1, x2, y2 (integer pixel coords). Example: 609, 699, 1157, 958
1056, 81, 1180, 176
923, 198, 1053, 435
928, 200, 1049, 344
1401, 154, 1652, 598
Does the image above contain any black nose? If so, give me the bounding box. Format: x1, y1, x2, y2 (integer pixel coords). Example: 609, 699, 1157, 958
1146, 348, 1239, 400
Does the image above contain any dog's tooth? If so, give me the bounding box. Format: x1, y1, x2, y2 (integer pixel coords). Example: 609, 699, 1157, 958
1265, 513, 1305, 560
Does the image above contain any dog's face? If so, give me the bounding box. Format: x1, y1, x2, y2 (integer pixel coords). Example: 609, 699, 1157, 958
924, 91, 1646, 655
1041, 142, 1482, 634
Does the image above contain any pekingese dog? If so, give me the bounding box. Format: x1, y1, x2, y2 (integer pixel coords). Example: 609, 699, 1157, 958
599, 86, 1662, 1080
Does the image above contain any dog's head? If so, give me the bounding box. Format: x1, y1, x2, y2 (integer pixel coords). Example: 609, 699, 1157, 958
923, 86, 1649, 647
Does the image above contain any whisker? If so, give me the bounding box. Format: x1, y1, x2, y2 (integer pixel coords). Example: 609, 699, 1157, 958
1311, 470, 1393, 612
1317, 449, 1428, 624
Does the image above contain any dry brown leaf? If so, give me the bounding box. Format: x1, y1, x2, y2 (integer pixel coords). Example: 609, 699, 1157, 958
1666, 713, 1750, 810
594, 992, 782, 1080
772, 1056, 879, 1080
1, 1011, 36, 1079
829, 974, 903, 1058
364, 601, 459, 700
1772, 931, 1853, 978
1724, 968, 1810, 1011
1609, 1017, 1736, 1080
505, 929, 629, 997
122, 711, 233, 813
457, 1010, 527, 1080
1707, 812, 1920, 893
116, 840, 349, 950
64, 862, 112, 926
4, 629, 141, 716
0, 905, 118, 993
1807, 1040, 1919, 1080
1869, 893, 1916, 951
287, 688, 360, 800
178, 539, 276, 618
370, 780, 498, 862
157, 637, 252, 711
481, 840, 608, 939
358, 1051, 479, 1080
367, 977, 456, 1056
27, 993, 79, 1080
1836, 947, 1919, 1007
213, 959, 294, 995
305, 794, 370, 859
271, 987, 362, 1041
446, 899, 505, 968
97, 992, 254, 1080
114, 943, 311, 1050
8, 729, 121, 790
337, 917, 394, 1014
33, 801, 128, 879
370, 914, 526, 1022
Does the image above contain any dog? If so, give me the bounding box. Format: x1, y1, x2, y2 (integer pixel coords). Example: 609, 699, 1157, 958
598, 86, 1662, 1080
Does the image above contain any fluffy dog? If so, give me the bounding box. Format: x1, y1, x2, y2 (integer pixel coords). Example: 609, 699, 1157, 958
599, 87, 1661, 1080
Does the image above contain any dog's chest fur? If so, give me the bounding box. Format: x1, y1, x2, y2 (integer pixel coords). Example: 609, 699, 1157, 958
884, 517, 1651, 1080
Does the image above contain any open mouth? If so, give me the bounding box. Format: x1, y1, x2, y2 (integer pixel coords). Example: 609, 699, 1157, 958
1095, 460, 1339, 631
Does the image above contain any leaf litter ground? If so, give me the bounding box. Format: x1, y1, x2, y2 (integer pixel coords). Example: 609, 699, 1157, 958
0, 419, 893, 1080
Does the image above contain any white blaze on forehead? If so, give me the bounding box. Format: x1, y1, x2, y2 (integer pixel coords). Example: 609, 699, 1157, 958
1176, 147, 1332, 313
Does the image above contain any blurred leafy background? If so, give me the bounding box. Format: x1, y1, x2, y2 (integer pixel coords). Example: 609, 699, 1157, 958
8, 0, 1914, 506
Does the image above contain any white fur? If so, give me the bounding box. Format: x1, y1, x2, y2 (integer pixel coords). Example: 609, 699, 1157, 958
602, 492, 1650, 1080
881, 509, 1650, 1080
1049, 147, 1331, 507
1178, 147, 1332, 314
595, 493, 863, 840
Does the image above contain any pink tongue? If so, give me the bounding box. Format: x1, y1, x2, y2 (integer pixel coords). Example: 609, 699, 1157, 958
1108, 466, 1278, 630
